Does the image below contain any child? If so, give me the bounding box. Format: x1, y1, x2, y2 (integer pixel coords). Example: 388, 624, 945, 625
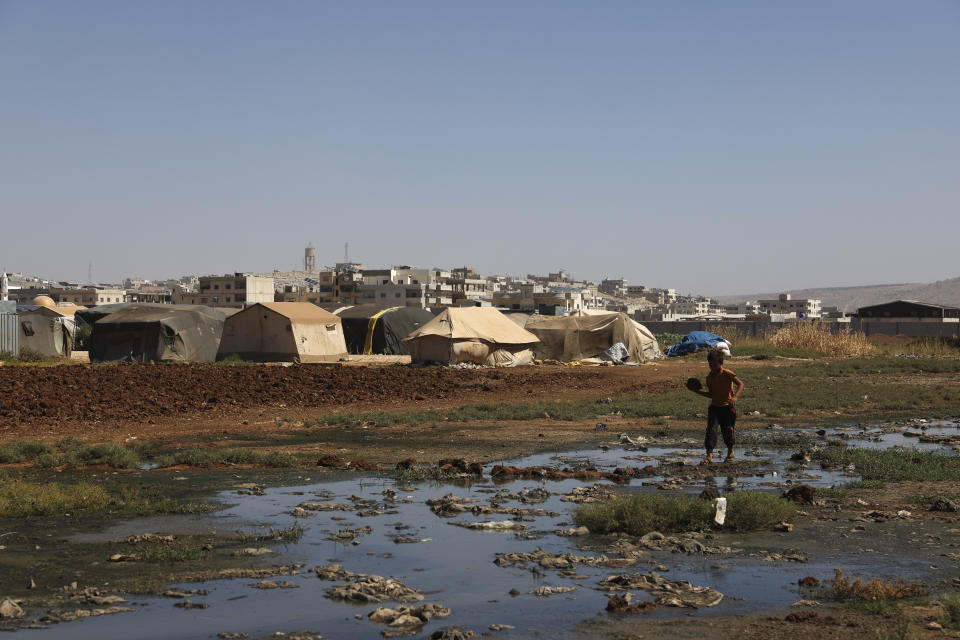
689, 349, 744, 464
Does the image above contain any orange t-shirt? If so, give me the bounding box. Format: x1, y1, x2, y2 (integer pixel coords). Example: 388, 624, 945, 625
706, 367, 737, 407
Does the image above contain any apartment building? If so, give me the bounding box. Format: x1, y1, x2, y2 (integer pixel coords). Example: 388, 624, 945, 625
174, 273, 274, 308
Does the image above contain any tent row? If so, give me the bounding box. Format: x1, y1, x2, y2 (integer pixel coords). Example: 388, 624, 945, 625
68, 302, 662, 366
404, 307, 661, 366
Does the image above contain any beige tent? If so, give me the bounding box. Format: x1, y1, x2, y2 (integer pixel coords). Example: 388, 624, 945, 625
217, 302, 347, 362
524, 311, 661, 363
404, 307, 539, 366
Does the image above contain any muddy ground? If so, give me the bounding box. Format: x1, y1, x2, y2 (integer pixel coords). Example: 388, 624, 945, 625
2, 357, 959, 638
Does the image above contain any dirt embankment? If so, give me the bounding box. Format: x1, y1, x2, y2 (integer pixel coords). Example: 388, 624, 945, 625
0, 363, 693, 440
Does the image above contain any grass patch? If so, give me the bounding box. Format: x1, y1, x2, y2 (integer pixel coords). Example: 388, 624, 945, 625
0, 478, 216, 517
0, 439, 55, 463
573, 490, 796, 535
813, 447, 960, 482
138, 543, 209, 563
0, 348, 60, 364
940, 593, 960, 629
216, 353, 256, 365
844, 599, 909, 618
237, 525, 305, 544
156, 448, 298, 468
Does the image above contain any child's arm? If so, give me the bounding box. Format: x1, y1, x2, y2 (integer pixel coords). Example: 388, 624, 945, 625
730, 375, 745, 408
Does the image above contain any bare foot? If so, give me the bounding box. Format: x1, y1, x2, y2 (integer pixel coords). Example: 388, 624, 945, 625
700, 454, 714, 465
724, 454, 736, 463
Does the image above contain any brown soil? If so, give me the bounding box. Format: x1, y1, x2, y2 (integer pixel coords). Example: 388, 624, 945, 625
0, 360, 713, 446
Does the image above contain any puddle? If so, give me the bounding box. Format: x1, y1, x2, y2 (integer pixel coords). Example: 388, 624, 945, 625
28, 424, 959, 638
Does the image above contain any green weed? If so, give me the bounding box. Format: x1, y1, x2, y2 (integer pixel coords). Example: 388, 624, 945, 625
573, 490, 796, 535
814, 448, 960, 482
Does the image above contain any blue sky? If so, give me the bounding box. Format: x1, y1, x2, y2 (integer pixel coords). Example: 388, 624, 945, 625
1, 1, 957, 295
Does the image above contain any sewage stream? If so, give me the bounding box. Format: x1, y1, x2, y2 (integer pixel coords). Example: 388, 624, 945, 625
26, 420, 960, 639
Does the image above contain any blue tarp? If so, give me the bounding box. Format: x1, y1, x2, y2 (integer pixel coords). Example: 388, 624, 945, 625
665, 331, 728, 357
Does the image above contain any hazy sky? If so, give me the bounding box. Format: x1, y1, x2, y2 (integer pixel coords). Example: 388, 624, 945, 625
1, 1, 958, 295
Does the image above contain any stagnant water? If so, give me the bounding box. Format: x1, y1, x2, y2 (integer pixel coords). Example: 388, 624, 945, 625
27, 421, 960, 639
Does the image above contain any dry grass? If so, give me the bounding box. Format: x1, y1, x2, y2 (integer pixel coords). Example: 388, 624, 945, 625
769, 322, 874, 356
827, 568, 927, 601
705, 322, 875, 357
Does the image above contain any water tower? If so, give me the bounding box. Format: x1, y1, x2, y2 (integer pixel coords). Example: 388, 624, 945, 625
304, 243, 316, 271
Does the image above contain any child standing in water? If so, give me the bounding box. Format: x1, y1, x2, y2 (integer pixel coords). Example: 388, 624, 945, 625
690, 349, 744, 464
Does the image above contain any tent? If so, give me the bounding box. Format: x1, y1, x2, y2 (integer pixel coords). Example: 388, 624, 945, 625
404, 307, 540, 366
17, 313, 72, 358
328, 305, 434, 355
90, 304, 225, 363
524, 312, 661, 363
217, 302, 347, 362
665, 331, 731, 358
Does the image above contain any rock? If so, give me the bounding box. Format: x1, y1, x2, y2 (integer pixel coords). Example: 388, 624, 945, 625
489, 624, 514, 631
783, 484, 815, 504
253, 580, 279, 590
429, 628, 476, 640
554, 526, 590, 537
699, 487, 721, 501
798, 576, 820, 588
930, 498, 959, 512
927, 621, 943, 630
0, 599, 25, 619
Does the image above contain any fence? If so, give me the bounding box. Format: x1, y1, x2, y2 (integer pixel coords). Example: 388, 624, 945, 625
0, 312, 19, 355
640, 320, 960, 340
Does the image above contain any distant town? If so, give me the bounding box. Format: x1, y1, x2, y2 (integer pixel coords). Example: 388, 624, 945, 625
2, 244, 843, 323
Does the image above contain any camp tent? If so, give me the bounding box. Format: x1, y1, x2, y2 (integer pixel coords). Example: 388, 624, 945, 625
524, 311, 661, 363
404, 307, 539, 366
90, 304, 225, 363
217, 302, 347, 362
328, 305, 434, 355
17, 312, 72, 358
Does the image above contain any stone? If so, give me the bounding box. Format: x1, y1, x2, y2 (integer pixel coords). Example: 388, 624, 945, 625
930, 498, 959, 512
0, 599, 25, 619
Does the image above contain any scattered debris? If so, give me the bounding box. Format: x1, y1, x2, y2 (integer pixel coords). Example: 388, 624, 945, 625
597, 572, 723, 608
426, 495, 479, 517
449, 520, 527, 532
0, 599, 25, 619
753, 549, 809, 563
233, 547, 273, 556
495, 547, 636, 570
605, 593, 658, 614
325, 575, 423, 604
561, 485, 615, 504
529, 585, 576, 598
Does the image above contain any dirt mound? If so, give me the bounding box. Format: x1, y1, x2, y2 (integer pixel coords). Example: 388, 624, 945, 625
0, 363, 668, 433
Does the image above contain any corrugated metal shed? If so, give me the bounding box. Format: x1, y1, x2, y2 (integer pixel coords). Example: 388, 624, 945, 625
0, 312, 19, 356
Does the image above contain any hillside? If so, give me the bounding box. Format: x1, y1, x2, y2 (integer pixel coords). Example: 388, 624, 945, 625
714, 276, 960, 312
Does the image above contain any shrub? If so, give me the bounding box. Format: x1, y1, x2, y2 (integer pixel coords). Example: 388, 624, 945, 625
573, 490, 796, 535
0, 439, 54, 463
826, 568, 927, 601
